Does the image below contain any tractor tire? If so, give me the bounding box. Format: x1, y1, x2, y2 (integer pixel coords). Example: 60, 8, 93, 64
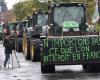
31, 42, 40, 62
82, 64, 89, 72
87, 64, 100, 72
22, 38, 25, 54
83, 64, 100, 72
16, 38, 22, 52
24, 38, 30, 60
41, 64, 55, 73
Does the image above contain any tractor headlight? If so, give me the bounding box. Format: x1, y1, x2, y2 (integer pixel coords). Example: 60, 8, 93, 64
63, 28, 69, 32
73, 28, 79, 31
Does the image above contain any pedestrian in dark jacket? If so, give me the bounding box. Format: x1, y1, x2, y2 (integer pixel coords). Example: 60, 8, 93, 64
3, 34, 13, 68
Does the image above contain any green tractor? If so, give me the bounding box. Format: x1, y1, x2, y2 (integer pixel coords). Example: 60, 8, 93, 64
22, 19, 31, 60
40, 2, 100, 73
23, 10, 48, 61
14, 21, 24, 52
30, 11, 48, 62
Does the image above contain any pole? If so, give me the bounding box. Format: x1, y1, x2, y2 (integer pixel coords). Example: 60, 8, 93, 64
11, 53, 13, 69
7, 57, 10, 69
14, 50, 20, 68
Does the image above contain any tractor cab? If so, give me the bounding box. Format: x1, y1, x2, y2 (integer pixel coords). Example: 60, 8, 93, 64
21, 20, 29, 32
48, 3, 88, 36
32, 10, 48, 37
35, 11, 48, 35
15, 21, 24, 37
9, 22, 16, 35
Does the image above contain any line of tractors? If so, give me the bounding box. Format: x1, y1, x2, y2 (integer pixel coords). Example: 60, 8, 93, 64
3, 10, 48, 61
2, 2, 100, 73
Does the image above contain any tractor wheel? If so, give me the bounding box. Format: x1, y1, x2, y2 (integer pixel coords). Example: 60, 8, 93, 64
22, 37, 25, 54
41, 64, 55, 73
16, 38, 22, 52
87, 64, 100, 72
82, 64, 89, 72
24, 39, 30, 60
31, 42, 40, 62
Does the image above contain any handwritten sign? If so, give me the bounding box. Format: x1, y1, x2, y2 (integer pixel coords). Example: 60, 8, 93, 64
41, 36, 100, 64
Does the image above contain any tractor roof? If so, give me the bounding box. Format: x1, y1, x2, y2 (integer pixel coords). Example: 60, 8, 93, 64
49, 2, 86, 7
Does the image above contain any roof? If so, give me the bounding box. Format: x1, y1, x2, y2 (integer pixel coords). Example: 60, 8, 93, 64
49, 2, 86, 7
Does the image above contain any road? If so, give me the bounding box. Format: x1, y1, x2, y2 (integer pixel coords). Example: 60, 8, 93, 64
0, 42, 100, 80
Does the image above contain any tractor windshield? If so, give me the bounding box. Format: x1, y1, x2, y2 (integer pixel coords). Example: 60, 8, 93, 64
9, 24, 14, 31
54, 6, 84, 26
37, 14, 48, 26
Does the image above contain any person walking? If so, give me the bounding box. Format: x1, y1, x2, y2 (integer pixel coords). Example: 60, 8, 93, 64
3, 34, 13, 68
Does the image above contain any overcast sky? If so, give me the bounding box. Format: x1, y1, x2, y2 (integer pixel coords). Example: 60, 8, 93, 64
5, 0, 20, 9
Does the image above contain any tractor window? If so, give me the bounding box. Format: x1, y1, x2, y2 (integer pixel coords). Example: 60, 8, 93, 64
9, 24, 14, 31
28, 19, 32, 27
54, 6, 84, 26
25, 22, 28, 28
23, 21, 28, 28
37, 14, 48, 26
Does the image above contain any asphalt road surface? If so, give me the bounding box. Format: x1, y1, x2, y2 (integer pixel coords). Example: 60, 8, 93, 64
0, 42, 100, 80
